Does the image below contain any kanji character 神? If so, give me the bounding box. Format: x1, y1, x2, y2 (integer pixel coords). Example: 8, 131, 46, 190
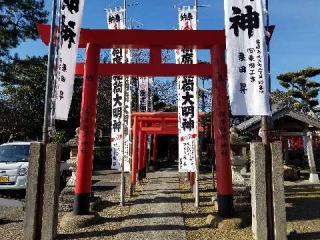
182, 118, 195, 131
229, 5, 260, 38
113, 120, 121, 132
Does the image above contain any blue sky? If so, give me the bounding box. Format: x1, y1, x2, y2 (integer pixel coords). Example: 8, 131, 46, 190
14, 0, 320, 90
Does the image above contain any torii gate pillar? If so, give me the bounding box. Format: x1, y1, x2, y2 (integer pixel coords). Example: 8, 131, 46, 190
211, 45, 234, 217
74, 43, 100, 215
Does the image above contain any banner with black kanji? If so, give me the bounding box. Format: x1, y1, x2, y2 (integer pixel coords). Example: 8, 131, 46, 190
224, 0, 271, 115
123, 49, 132, 172
54, 0, 85, 120
108, 8, 130, 172
138, 77, 150, 112
176, 6, 198, 172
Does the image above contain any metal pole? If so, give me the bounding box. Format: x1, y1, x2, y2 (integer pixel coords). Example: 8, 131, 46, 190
120, 0, 127, 206
194, 0, 200, 208
124, 0, 127, 27
262, 0, 275, 239
43, 0, 58, 144
195, 0, 198, 24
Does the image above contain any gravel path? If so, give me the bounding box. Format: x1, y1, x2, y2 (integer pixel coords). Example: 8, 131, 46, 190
115, 169, 187, 240
0, 167, 320, 240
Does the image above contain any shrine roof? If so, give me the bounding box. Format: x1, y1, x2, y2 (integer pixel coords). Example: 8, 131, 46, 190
236, 104, 320, 132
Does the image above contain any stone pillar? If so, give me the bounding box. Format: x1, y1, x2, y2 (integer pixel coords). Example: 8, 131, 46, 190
250, 143, 267, 240
24, 143, 44, 240
230, 128, 248, 186
271, 143, 287, 240
41, 144, 61, 240
306, 131, 319, 183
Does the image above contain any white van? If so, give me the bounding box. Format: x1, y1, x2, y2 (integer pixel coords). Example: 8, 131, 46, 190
0, 142, 70, 190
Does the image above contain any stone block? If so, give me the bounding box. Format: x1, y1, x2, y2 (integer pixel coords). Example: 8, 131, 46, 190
218, 217, 242, 230
271, 143, 287, 240
41, 144, 61, 240
250, 143, 267, 240
23, 143, 44, 240
206, 214, 221, 228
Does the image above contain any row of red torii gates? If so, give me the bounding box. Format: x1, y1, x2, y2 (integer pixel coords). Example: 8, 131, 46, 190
131, 112, 206, 182
38, 24, 234, 217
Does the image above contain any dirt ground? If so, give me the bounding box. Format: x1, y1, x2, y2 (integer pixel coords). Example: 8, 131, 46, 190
179, 169, 320, 240
0, 168, 320, 240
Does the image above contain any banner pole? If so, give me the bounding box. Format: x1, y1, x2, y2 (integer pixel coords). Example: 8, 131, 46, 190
194, 0, 200, 208
43, 0, 58, 144
262, 0, 275, 238
120, 0, 127, 206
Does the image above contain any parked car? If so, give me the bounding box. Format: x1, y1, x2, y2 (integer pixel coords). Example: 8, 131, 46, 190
0, 142, 70, 190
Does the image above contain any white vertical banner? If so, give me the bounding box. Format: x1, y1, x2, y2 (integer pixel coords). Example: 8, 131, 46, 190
176, 6, 198, 172
108, 8, 130, 172
224, 0, 271, 115
123, 49, 132, 172
138, 77, 149, 112
148, 78, 154, 112
55, 0, 85, 120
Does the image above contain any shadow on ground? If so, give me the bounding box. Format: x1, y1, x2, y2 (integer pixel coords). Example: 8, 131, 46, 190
285, 184, 320, 221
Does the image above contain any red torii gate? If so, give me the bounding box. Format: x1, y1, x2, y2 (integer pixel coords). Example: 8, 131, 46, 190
131, 112, 206, 184
38, 24, 234, 217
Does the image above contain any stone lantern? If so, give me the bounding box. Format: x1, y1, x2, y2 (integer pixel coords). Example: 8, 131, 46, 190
65, 127, 79, 187
230, 127, 248, 186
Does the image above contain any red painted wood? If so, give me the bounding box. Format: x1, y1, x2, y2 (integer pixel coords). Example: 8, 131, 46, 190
211, 46, 233, 196
137, 126, 143, 173
75, 63, 212, 77
37, 24, 226, 49
37, 24, 274, 49
131, 116, 138, 186
142, 132, 147, 172
150, 47, 162, 65
75, 43, 100, 194
152, 135, 157, 163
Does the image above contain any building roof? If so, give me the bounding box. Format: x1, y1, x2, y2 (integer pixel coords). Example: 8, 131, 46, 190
236, 104, 320, 132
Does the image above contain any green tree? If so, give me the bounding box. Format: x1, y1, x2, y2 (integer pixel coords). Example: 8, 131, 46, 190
1, 56, 47, 141
277, 67, 320, 113
271, 90, 296, 108
0, 55, 83, 143
0, 0, 48, 66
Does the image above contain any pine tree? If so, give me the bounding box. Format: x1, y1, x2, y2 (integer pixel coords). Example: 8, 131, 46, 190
277, 67, 320, 113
